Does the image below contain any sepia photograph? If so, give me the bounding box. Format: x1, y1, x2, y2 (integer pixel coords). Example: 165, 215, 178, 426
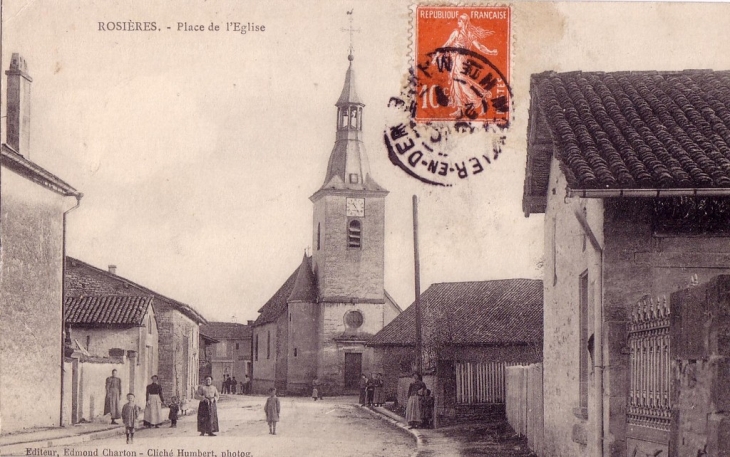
2, 1, 730, 456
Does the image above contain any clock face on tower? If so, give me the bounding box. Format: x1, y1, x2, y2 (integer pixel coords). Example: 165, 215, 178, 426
346, 198, 365, 217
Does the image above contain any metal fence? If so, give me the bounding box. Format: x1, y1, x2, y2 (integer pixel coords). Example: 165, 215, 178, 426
628, 295, 671, 431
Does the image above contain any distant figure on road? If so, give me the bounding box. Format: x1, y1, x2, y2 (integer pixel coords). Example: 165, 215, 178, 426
196, 375, 220, 436
359, 374, 369, 405
242, 374, 251, 395
121, 393, 142, 444
231, 377, 238, 394
144, 375, 164, 428
372, 373, 385, 407
312, 377, 323, 401
104, 369, 122, 424
264, 388, 281, 435
405, 373, 426, 429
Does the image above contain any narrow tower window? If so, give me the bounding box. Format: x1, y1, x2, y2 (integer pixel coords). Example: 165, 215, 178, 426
350, 107, 357, 129
348, 219, 362, 248
317, 223, 321, 251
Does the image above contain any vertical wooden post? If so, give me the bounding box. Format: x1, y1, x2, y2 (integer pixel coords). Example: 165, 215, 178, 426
413, 195, 422, 374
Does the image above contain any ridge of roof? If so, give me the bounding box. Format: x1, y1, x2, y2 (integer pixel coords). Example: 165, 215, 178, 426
66, 256, 207, 324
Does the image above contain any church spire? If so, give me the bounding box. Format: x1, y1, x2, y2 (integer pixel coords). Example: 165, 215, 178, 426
312, 38, 387, 196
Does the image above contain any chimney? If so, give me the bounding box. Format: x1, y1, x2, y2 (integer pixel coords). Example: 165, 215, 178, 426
108, 265, 117, 275
5, 53, 32, 157
247, 320, 253, 326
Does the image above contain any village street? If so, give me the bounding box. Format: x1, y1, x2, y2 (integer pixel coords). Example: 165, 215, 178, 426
42, 395, 414, 457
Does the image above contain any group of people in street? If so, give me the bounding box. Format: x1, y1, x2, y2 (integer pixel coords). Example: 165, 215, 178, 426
405, 373, 434, 429
104, 371, 171, 429
358, 373, 385, 407
222, 373, 250, 394
103, 370, 217, 437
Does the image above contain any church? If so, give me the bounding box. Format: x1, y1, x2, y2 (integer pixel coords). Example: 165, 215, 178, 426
250, 51, 402, 395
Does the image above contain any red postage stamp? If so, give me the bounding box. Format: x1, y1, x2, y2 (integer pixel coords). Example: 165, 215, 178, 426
415, 6, 511, 124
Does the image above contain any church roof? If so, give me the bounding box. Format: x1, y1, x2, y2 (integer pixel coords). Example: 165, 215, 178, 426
523, 70, 730, 215
369, 279, 543, 346
319, 140, 387, 193
253, 263, 300, 326
288, 254, 317, 302
254, 255, 318, 326
336, 59, 363, 106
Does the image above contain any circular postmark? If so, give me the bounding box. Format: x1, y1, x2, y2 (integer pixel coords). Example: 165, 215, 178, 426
384, 6, 512, 187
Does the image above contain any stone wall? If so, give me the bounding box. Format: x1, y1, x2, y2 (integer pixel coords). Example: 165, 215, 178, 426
251, 321, 279, 394
155, 303, 199, 404
0, 169, 67, 433
287, 302, 318, 394
541, 158, 604, 457
71, 354, 128, 423
317, 301, 382, 393
312, 194, 385, 302
669, 275, 730, 457
69, 321, 157, 398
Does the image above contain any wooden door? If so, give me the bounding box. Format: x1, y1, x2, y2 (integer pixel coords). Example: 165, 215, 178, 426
344, 353, 362, 390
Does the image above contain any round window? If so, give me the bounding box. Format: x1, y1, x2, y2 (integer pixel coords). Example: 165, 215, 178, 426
344, 310, 364, 329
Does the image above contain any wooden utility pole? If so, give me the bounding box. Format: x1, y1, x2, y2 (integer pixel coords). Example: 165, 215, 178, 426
413, 195, 422, 374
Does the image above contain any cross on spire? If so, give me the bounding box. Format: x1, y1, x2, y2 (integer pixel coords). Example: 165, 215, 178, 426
341, 10, 360, 60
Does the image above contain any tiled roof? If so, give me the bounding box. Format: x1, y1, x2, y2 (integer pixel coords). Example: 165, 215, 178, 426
253, 264, 300, 326
288, 255, 317, 302
370, 279, 543, 346
65, 257, 207, 324
65, 295, 153, 325
200, 322, 252, 340
523, 70, 730, 214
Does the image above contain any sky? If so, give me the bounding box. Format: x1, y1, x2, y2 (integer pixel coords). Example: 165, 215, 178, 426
3, 0, 730, 323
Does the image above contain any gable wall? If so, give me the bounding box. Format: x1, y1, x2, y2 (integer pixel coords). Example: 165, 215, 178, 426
0, 169, 67, 433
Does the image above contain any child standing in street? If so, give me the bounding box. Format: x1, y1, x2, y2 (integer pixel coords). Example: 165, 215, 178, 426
264, 388, 280, 435
168, 396, 180, 428
121, 393, 142, 444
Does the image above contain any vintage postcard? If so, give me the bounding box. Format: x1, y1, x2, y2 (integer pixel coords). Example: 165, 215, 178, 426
3, 1, 730, 457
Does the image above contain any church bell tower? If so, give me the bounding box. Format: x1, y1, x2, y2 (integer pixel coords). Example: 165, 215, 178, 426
310, 50, 388, 303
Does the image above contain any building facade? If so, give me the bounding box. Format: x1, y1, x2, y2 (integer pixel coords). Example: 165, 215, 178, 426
251, 52, 401, 395
65, 257, 206, 405
522, 70, 730, 456
65, 295, 159, 401
0, 53, 82, 434
371, 280, 543, 427
199, 322, 253, 392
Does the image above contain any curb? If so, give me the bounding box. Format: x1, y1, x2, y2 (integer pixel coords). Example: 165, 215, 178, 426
0, 417, 181, 456
354, 405, 423, 457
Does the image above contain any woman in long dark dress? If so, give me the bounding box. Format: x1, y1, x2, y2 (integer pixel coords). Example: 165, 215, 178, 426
143, 375, 164, 428
104, 369, 122, 424
196, 375, 220, 436
372, 373, 385, 407
405, 373, 426, 429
